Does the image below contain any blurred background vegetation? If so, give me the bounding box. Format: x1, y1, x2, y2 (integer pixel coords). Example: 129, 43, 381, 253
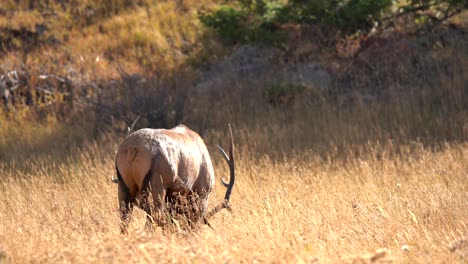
0, 0, 466, 168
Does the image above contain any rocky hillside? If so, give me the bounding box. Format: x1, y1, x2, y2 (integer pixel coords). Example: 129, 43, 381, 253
0, 2, 466, 150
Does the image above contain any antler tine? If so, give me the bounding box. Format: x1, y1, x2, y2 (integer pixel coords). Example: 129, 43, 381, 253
216, 144, 231, 188
228, 123, 234, 160
223, 123, 235, 201
127, 115, 141, 137
216, 145, 230, 162
216, 124, 235, 192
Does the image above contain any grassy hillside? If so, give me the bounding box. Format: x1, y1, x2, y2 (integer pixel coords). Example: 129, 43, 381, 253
0, 0, 222, 163
0, 0, 219, 76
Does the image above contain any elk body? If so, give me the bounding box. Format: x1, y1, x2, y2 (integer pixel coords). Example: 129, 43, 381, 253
114, 124, 234, 233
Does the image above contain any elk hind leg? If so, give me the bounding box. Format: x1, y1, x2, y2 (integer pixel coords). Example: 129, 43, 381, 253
118, 180, 133, 234
150, 175, 167, 227
141, 170, 154, 231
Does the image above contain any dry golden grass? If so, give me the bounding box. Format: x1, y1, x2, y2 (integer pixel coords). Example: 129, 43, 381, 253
0, 0, 218, 78
0, 133, 466, 263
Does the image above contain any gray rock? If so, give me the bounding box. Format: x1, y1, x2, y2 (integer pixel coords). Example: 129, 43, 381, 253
282, 63, 331, 91
196, 45, 331, 95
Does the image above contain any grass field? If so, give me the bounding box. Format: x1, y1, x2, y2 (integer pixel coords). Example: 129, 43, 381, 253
0, 132, 466, 263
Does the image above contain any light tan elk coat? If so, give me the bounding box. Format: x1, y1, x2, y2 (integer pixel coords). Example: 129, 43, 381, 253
114, 124, 234, 233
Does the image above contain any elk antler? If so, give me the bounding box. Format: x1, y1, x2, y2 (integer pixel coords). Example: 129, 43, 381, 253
127, 115, 141, 137
206, 124, 235, 219
112, 115, 141, 184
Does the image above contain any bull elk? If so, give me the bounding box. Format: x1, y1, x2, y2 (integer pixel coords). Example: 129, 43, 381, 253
113, 123, 235, 233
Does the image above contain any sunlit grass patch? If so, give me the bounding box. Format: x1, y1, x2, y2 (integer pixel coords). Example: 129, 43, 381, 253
0, 132, 466, 262
0, 0, 215, 78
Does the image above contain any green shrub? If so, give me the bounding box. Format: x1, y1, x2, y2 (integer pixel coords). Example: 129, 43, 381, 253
199, 2, 286, 45
200, 0, 394, 45
200, 0, 467, 45
333, 0, 393, 31
199, 6, 248, 44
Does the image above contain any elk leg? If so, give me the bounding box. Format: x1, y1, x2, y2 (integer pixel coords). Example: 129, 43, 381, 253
142, 200, 154, 230
187, 192, 206, 225
118, 181, 133, 234
198, 193, 215, 228
141, 175, 153, 230
150, 176, 167, 227
199, 193, 209, 219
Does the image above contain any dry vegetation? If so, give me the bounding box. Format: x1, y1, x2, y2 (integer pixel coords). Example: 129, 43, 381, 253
0, 0, 219, 79
1, 1, 467, 263
0, 133, 466, 263
0, 80, 467, 263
